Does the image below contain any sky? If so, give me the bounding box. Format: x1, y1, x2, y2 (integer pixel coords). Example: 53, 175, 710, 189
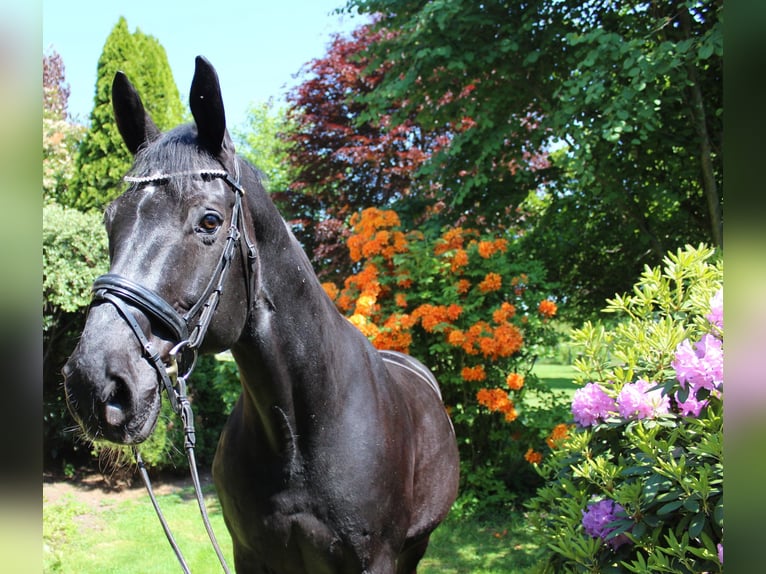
42, 0, 367, 128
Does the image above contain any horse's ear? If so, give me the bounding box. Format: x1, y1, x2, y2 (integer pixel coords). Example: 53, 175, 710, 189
190, 56, 234, 160
112, 72, 161, 155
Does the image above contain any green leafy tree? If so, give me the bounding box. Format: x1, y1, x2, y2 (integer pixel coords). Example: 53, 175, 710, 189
68, 17, 185, 211
235, 100, 295, 197
344, 0, 722, 320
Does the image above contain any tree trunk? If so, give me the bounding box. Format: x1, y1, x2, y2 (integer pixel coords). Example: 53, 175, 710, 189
680, 7, 723, 248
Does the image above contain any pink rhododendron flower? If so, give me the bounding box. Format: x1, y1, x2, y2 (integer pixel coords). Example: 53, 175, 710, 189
706, 288, 723, 331
672, 334, 723, 394
617, 380, 671, 420
571, 383, 617, 427
581, 499, 631, 549
675, 390, 709, 417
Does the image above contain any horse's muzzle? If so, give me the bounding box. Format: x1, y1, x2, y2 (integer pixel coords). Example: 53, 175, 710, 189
62, 348, 162, 445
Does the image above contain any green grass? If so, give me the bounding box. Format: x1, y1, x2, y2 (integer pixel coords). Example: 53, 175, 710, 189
44, 487, 235, 574
44, 488, 543, 573
532, 363, 578, 395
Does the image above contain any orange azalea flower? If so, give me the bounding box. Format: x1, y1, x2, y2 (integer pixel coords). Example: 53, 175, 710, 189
476, 388, 507, 409
524, 448, 543, 465
395, 292, 408, 308
373, 328, 412, 353
492, 302, 516, 324
354, 293, 378, 317
545, 423, 572, 449
462, 365, 487, 382
447, 304, 463, 321
503, 406, 518, 422
456, 279, 471, 295
347, 208, 405, 262
478, 272, 502, 293
348, 314, 379, 338
449, 249, 469, 273
336, 293, 354, 312
476, 388, 517, 421
493, 238, 509, 253
344, 262, 379, 292
412, 304, 463, 333
322, 282, 339, 301
538, 299, 557, 318
447, 329, 466, 347
434, 227, 465, 255
477, 238, 509, 259
506, 372, 525, 391
477, 240, 496, 259
491, 323, 523, 358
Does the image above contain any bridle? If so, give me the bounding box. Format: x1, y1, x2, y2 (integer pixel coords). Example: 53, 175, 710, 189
90, 163, 255, 573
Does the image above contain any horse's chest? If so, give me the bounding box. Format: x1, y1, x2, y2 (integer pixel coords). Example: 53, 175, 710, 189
222, 488, 369, 573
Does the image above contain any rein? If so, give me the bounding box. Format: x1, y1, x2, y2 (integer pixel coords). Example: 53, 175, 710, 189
91, 165, 255, 573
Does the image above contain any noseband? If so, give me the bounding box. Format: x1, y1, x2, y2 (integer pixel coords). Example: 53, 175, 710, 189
91, 166, 255, 574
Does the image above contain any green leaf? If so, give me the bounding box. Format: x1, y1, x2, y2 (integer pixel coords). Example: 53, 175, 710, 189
657, 500, 684, 515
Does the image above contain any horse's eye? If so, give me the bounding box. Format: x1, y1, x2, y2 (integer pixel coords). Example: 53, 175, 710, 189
198, 213, 222, 233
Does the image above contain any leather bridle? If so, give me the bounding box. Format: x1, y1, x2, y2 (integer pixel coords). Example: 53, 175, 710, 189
91, 164, 255, 573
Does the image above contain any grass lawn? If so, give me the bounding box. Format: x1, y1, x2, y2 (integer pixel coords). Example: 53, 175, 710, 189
44, 486, 541, 573
532, 363, 578, 396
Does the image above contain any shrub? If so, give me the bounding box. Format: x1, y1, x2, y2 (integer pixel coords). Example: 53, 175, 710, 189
324, 208, 569, 510
526, 244, 723, 573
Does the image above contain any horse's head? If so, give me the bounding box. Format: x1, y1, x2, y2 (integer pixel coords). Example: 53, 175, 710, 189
63, 57, 254, 444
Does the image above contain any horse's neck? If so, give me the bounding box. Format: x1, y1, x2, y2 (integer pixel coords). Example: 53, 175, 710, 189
228, 186, 371, 452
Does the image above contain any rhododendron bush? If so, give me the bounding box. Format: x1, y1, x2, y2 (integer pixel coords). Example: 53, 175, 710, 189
323, 208, 568, 508
527, 245, 723, 573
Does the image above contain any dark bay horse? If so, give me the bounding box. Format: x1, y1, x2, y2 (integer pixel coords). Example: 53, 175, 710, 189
63, 56, 459, 573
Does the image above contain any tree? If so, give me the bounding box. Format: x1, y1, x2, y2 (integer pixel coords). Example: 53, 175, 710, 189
235, 100, 296, 199
68, 17, 185, 211
43, 50, 86, 205
285, 24, 458, 280
344, 0, 722, 320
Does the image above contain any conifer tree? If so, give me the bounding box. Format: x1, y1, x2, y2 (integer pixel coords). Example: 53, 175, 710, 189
70, 17, 185, 211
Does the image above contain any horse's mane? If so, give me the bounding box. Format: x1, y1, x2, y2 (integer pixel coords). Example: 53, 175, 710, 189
126, 125, 213, 180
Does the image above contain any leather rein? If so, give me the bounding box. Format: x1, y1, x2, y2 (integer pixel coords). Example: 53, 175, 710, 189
91, 164, 255, 573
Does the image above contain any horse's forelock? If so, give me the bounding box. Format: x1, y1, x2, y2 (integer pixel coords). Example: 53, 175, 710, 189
127, 124, 218, 183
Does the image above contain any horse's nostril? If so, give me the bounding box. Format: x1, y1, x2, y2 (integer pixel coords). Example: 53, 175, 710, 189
105, 402, 127, 427
103, 376, 132, 428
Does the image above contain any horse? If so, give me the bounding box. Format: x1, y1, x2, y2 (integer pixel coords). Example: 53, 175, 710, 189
63, 56, 460, 574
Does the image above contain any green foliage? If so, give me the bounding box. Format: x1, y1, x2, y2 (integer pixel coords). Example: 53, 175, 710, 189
324, 208, 569, 510
344, 0, 722, 321
43, 204, 109, 467
44, 117, 86, 205
235, 100, 296, 197
68, 17, 185, 211
43, 203, 108, 321
526, 244, 723, 573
